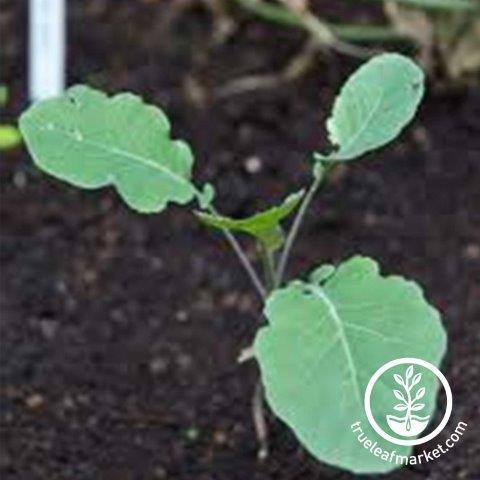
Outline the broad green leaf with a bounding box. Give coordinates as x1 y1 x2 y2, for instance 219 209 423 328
315 53 424 162
19 85 197 213
196 190 304 250
255 256 446 473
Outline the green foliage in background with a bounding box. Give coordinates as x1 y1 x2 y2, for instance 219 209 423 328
233 0 480 82
19 53 447 474
0 86 22 151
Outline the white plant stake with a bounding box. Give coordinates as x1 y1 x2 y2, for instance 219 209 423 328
29 0 66 102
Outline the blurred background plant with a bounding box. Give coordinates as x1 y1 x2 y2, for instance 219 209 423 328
0 86 22 151
384 1 480 80
215 0 480 89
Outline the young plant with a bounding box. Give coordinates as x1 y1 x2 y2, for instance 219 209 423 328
19 53 446 474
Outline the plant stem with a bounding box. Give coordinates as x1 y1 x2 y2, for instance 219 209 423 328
207 205 267 300
235 0 405 50
275 169 324 285
277 0 375 58
361 0 478 11
259 242 277 292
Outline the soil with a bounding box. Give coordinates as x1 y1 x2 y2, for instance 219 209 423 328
1 1 479 479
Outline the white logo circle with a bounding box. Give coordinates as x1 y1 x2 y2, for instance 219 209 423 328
364 357 452 446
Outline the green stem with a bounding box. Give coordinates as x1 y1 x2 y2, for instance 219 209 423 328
275 163 329 285
206 205 267 300
359 0 478 11
233 0 405 45
259 241 277 293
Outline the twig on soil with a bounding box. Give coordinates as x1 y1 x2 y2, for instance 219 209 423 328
252 379 269 461
238 344 255 363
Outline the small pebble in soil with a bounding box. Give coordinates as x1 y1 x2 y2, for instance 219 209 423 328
176 353 192 370
221 291 254 313
62 395 76 411
150 256 164 271
363 211 378 227
463 243 479 260
24 393 45 410
175 309 188 322
149 357 168 375
38 319 58 340
185 426 199 442
213 429 228 446
244 156 263 174
153 466 167 479
12 170 27 189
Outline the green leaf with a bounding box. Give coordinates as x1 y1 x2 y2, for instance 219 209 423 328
197 182 216 210
196 190 304 250
309 264 335 284
315 53 424 162
0 125 22 150
0 86 7 106
255 256 446 473
19 85 197 213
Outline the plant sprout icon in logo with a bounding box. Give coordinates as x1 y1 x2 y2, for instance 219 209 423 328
365 358 453 447
386 365 430 437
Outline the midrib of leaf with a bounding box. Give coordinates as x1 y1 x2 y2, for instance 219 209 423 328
332 84 385 158
31 122 194 191
308 284 362 406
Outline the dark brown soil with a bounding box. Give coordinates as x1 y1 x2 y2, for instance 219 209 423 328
1 1 479 479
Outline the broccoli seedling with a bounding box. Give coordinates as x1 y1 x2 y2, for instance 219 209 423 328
19 53 446 474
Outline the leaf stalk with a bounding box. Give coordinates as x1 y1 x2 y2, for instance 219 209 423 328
275 164 326 285
206 205 267 299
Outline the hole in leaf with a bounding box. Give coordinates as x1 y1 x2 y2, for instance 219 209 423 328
67 95 80 107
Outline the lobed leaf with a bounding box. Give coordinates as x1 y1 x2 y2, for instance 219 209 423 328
196 190 304 250
19 85 197 213
314 53 425 162
254 256 446 473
